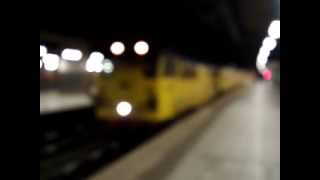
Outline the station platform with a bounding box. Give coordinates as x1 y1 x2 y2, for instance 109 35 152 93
40 91 93 115
89 81 280 180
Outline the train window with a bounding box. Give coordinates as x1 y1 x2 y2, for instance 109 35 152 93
164 57 176 76
182 64 196 78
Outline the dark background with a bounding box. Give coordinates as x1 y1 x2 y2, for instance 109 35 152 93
40 0 280 68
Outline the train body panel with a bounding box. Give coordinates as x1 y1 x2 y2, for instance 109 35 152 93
94 52 253 124
95 64 159 122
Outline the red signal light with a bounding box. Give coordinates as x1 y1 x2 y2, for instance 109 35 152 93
262 69 272 81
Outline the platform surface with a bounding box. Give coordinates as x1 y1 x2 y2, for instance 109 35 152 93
155 81 280 180
90 81 280 180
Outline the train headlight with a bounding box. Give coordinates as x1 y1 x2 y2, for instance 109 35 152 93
116 101 132 117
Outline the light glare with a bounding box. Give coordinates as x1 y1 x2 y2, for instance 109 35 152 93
262 37 277 51
134 41 149 55
116 101 132 117
58 60 69 73
61 48 83 61
40 45 47 57
85 52 105 73
43 54 60 71
89 52 104 61
256 47 271 72
256 61 266 72
110 42 125 55
268 20 280 39
256 20 280 73
103 59 114 74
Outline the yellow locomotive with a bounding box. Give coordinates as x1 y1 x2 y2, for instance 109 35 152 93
94 42 253 123
216 67 253 92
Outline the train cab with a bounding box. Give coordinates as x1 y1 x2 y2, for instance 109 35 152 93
95 51 216 123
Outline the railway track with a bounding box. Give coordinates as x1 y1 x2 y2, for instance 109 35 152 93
40 108 167 180
39 91 234 180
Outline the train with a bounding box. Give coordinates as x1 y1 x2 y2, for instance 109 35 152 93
94 45 254 124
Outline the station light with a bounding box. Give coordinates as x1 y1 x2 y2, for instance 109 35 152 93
134 41 149 55
40 45 47 57
43 53 60 71
110 41 125 55
257 47 270 64
258 46 271 57
103 59 114 74
85 51 105 73
88 52 105 62
256 61 266 72
262 37 277 51
256 46 272 73
61 48 83 61
40 60 43 69
116 101 132 117
86 60 103 73
268 20 280 40
256 20 280 73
